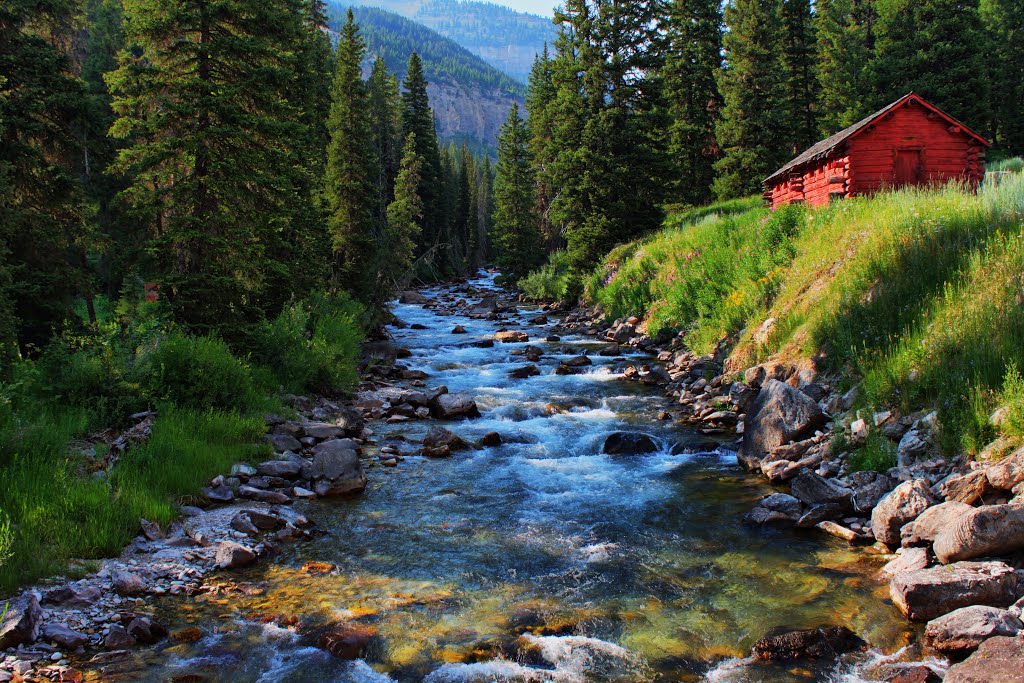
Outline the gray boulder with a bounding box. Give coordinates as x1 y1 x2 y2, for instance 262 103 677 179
790 469 853 510
761 493 803 518
42 623 89 650
306 439 366 496
852 473 895 514
215 541 256 569
933 503 1024 564
0 593 41 649
890 560 1023 621
302 422 347 440
431 392 480 419
265 433 302 453
399 291 430 304
738 379 826 469
944 634 1024 683
257 460 304 479
603 432 659 456
871 480 935 547
925 605 1022 658
423 426 468 451
112 569 147 596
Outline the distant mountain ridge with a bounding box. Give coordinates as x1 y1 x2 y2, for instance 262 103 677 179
338 0 557 83
328 6 523 151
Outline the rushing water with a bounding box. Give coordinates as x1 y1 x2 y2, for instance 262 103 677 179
95 273 916 682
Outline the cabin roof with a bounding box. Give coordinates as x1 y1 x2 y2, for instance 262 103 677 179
764 93 990 186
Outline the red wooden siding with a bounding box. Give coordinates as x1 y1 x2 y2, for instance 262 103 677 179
764 95 988 209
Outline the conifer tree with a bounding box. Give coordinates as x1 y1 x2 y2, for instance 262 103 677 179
982 0 1024 150
0 0 87 360
815 0 874 134
781 0 819 149
461 147 480 269
324 10 379 304
479 155 494 262
493 104 543 282
713 0 790 199
368 57 403 213
381 133 424 296
295 0 334 181
401 53 443 262
525 44 561 250
108 0 309 339
871 0 990 128
661 0 723 206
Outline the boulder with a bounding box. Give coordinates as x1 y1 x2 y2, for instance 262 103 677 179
603 432 659 456
852 474 895 514
423 426 468 451
944 635 1024 683
796 503 844 528
398 291 430 304
112 569 147 596
204 483 234 503
265 433 302 453
238 485 289 504
598 344 621 357
562 355 592 368
738 379 827 469
744 507 797 526
901 501 973 547
880 547 930 578
431 392 481 419
790 469 853 510
925 605 1022 658
495 330 528 343
257 460 304 479
127 616 167 644
230 513 259 535
881 665 942 683
933 503 1024 564
0 593 41 649
215 541 256 569
871 480 936 547
987 446 1024 491
42 623 88 650
451 325 467 334
939 470 991 505
481 432 502 447
306 439 366 496
468 296 502 315
509 364 540 379
318 623 377 660
752 626 865 661
760 493 803 518
41 583 102 609
889 560 1023 621
104 624 136 649
302 423 347 440
897 429 930 468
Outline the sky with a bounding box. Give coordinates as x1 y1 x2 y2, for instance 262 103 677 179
492 0 556 16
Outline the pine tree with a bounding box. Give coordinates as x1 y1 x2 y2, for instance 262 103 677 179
324 9 379 305
982 0 1024 151
0 0 87 361
479 155 494 263
401 53 443 264
815 0 874 134
661 0 723 206
781 0 819 149
108 0 310 339
713 0 790 199
381 133 424 296
493 104 543 282
461 147 480 270
525 44 561 250
368 57 403 213
295 0 334 181
871 0 990 129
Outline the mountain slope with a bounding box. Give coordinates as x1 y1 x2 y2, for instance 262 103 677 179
338 0 557 83
329 6 522 151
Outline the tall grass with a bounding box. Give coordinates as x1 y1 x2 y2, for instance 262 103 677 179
519 250 573 302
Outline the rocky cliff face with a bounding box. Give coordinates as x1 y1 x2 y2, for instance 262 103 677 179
427 80 521 149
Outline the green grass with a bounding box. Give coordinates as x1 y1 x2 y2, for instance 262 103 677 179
518 250 573 303
989 156 1024 173
576 175 1024 461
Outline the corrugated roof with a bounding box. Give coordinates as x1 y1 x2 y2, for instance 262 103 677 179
764 93 990 186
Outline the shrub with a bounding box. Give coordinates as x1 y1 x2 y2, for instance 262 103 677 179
995 364 1024 443
251 291 363 394
142 332 261 412
519 250 573 302
848 433 897 472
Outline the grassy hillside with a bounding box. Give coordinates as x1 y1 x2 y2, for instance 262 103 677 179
567 175 1024 458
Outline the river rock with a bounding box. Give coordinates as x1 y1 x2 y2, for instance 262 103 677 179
901 500 974 547
399 291 430 304
871 480 936 547
495 330 528 343
216 541 256 569
944 634 1024 683
42 582 102 609
880 546 931 578
265 433 302 453
318 623 377 660
307 439 367 496
238 485 289 504
738 379 826 469
760 493 803 518
481 432 502 447
852 473 895 513
562 355 592 368
925 605 1022 658
987 446 1024 491
302 422 347 440
933 503 1024 563
790 469 853 510
509 364 540 379
796 503 844 528
431 392 480 419
423 426 468 451
603 432 659 456
0 593 41 649
881 665 942 683
104 624 136 649
42 623 88 649
127 616 168 644
890 560 1023 621
257 460 304 479
897 428 930 468
752 625 865 660
112 569 147 596
939 470 991 505
599 344 621 357
204 483 234 503
452 325 467 334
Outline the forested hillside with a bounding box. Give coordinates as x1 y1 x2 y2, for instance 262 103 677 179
335 6 525 150
341 0 557 82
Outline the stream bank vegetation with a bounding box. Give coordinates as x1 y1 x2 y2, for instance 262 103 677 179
572 171 1024 465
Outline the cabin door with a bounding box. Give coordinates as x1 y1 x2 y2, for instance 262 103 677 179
894 149 923 187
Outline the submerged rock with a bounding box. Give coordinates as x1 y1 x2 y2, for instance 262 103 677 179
318 623 377 660
603 432 659 456
752 625 865 661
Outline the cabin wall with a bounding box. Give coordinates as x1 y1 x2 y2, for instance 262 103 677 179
769 155 850 208
847 103 984 195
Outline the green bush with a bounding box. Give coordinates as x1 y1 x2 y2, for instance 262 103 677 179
142 332 261 412
848 433 898 472
519 250 573 302
251 291 364 394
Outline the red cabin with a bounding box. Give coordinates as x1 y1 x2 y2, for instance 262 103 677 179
764 93 989 208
